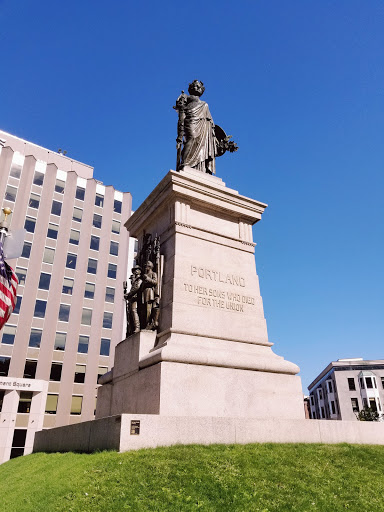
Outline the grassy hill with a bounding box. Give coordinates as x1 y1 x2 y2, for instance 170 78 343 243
1 443 384 511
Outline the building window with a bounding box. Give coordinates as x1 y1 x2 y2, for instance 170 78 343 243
366 377 373 389
18 392 33 413
5 185 17 202
87 258 97 274
21 241 32 259
369 398 378 412
16 267 27 286
24 360 37 379
108 263 117 279
10 162 22 179
112 220 120 234
58 304 70 322
24 217 36 233
51 200 62 216
45 394 58 414
74 365 86 383
29 329 42 348
10 430 27 458
97 366 108 382
330 401 336 415
69 229 80 245
84 282 95 299
100 338 110 356
81 308 92 326
70 396 83 415
114 199 122 214
33 300 46 318
66 253 77 269
327 381 333 393
78 335 89 354
95 194 104 207
110 241 119 256
54 332 66 351
76 186 85 200
381 377 384 390
13 296 22 314
33 170 44 186
90 235 100 251
38 272 51 291
43 247 55 264
62 277 74 295
0 356 11 376
50 363 62 382
29 193 40 209
93 214 102 229
103 312 113 329
47 223 59 239
73 207 83 222
55 179 65 194
2 325 17 345
105 287 115 303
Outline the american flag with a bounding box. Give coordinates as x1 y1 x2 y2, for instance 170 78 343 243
0 240 18 330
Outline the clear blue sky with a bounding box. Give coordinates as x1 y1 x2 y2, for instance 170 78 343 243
1 1 383 389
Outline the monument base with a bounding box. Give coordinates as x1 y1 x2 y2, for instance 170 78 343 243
34 414 384 454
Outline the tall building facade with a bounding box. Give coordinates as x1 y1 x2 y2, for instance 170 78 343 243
308 358 384 421
0 130 131 463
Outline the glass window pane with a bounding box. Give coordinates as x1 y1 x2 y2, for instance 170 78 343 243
29 193 40 209
38 272 51 290
21 242 32 259
84 282 95 299
50 363 62 382
55 179 65 194
16 268 27 286
74 365 86 383
81 308 92 325
45 394 58 414
93 214 102 229
73 207 83 222
2 325 16 345
98 367 108 381
29 328 42 348
10 163 22 179
33 300 46 318
95 194 104 207
33 170 44 186
103 312 113 329
0 356 11 376
69 229 80 245
76 187 85 200
54 332 66 351
112 220 120 234
43 247 55 264
105 287 115 303
114 200 122 213
110 241 119 256
47 223 59 239
24 360 37 379
5 185 17 202
58 304 70 322
90 235 100 251
100 338 110 356
62 277 74 295
51 201 62 216
78 335 89 354
70 396 83 415
18 392 33 413
108 263 117 279
24 217 36 233
66 253 77 269
13 296 22 315
87 258 97 274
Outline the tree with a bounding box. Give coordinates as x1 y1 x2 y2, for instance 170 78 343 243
356 407 380 422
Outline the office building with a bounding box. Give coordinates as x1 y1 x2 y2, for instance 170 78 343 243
308 358 384 421
0 130 131 463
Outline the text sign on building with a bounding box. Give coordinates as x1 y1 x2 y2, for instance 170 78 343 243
0 377 46 392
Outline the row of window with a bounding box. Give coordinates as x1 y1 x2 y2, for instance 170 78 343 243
22 359 107 384
24 211 120 236
0 390 85 416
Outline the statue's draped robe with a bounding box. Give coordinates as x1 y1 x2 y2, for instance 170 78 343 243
183 100 216 174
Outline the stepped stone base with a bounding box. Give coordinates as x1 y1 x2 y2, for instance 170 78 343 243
34 414 384 454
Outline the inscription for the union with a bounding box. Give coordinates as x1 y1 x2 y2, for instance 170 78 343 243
183 282 255 313
191 265 245 287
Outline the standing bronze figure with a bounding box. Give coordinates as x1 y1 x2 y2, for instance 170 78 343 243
174 80 238 174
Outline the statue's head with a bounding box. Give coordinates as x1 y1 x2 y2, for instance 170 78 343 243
188 80 205 97
145 261 154 271
132 265 141 276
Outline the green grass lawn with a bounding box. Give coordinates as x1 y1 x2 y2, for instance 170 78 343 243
1 443 384 511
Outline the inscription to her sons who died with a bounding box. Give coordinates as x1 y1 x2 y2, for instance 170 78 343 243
183 266 256 313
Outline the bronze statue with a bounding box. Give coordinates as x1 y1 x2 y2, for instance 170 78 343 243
124 266 142 335
174 80 238 174
142 261 157 329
